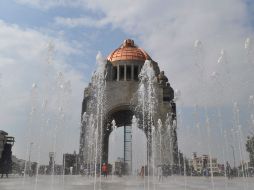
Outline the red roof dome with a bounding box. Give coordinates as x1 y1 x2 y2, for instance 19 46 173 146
107 39 151 63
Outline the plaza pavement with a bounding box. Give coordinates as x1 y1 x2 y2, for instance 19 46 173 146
0 175 253 190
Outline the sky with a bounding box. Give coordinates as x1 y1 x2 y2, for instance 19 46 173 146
1 0 254 166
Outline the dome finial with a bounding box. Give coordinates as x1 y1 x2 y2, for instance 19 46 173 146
123 39 134 47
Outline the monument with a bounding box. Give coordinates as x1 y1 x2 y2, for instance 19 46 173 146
79 39 179 174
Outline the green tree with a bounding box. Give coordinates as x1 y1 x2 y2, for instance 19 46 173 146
246 135 254 167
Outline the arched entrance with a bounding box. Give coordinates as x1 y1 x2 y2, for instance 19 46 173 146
102 106 134 163
108 125 147 175
102 105 147 174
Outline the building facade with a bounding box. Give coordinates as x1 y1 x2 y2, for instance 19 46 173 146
0 130 8 159
63 151 79 175
0 130 15 175
189 152 220 175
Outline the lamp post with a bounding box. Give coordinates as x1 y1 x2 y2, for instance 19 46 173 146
28 142 34 175
230 145 235 168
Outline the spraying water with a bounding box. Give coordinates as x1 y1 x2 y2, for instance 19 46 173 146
79 52 107 190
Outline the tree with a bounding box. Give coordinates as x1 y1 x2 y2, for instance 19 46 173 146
246 135 254 167
178 151 191 176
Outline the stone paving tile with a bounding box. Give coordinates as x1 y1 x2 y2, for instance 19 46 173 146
0 175 253 190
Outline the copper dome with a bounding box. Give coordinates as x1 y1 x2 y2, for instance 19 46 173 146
107 39 151 63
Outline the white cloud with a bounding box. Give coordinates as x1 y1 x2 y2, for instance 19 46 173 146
54 16 109 28
76 0 253 107
0 20 86 163
15 0 84 10
12 0 254 163
26 0 254 106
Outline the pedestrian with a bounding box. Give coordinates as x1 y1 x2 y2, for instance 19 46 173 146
226 162 232 179
157 165 163 182
70 166 73 175
140 166 144 178
203 167 209 177
118 164 122 177
102 163 108 178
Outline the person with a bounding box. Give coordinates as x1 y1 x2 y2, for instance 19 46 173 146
157 165 163 182
70 166 73 175
102 163 108 178
226 162 232 179
140 166 144 178
204 168 209 177
118 164 122 177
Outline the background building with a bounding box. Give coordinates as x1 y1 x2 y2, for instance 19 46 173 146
0 130 8 159
0 130 15 176
11 155 26 175
189 152 220 175
63 151 79 175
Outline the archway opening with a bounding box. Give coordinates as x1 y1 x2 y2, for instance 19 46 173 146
108 125 147 175
102 107 147 175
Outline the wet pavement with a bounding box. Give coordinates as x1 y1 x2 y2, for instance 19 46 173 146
0 175 253 190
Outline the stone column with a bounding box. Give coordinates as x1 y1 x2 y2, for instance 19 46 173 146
124 64 127 81
117 64 120 81
131 64 134 80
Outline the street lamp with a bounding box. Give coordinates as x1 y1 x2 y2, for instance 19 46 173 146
28 142 34 174
230 145 235 168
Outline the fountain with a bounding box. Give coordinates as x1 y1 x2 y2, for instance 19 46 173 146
78 38 254 190
1 38 254 190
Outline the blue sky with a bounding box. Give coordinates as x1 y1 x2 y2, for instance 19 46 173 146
1 0 254 165
0 0 140 78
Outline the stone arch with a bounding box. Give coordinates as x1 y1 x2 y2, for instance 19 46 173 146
102 104 145 164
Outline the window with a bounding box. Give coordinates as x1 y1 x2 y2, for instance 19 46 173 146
134 66 139 81
126 65 131 80
112 66 117 81
119 66 124 80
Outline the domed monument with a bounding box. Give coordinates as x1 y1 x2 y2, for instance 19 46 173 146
79 39 179 174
